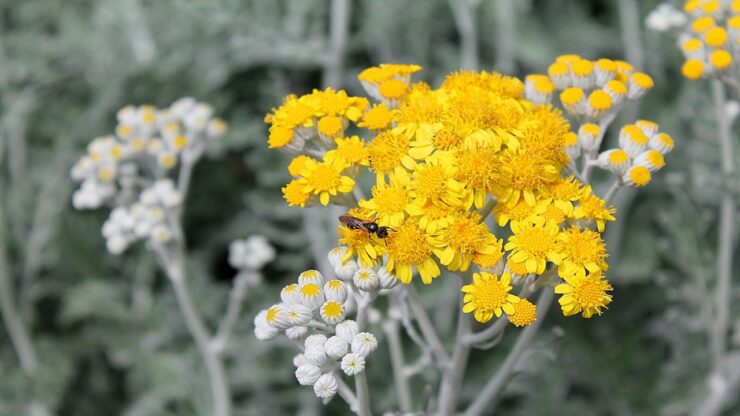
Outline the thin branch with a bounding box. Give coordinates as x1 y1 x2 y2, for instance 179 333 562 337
404 285 451 366
383 294 413 412
462 288 554 416
211 270 255 354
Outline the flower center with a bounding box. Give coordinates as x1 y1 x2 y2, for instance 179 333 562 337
572 278 612 307
368 131 409 173
387 221 431 265
306 164 341 192
474 280 507 311
415 165 448 201
440 214 488 253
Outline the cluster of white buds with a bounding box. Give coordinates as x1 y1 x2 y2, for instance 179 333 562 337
71 98 227 210
71 98 227 254
228 235 276 271
101 179 181 254
589 120 675 187
253 268 379 401
327 246 400 292
525 55 653 122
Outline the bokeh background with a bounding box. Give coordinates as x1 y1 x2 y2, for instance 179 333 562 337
0 0 735 414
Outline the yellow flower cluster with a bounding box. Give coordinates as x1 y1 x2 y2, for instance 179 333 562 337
265 61 667 325
678 0 739 79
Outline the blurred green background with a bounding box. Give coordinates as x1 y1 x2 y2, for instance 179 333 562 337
0 0 735 415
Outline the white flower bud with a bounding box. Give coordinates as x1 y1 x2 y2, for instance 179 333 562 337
265 303 291 330
254 310 280 340
280 284 301 305
298 283 325 310
305 334 328 349
295 363 322 386
106 235 129 255
324 280 348 303
313 373 338 399
335 260 359 281
335 320 359 344
304 346 328 366
285 326 308 340
293 354 308 368
320 301 346 325
341 353 366 376
324 336 349 359
298 269 324 286
377 266 399 290
287 304 313 326
328 246 350 269
351 332 378 357
353 267 380 291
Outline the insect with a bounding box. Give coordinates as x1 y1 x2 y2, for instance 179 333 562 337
338 214 394 238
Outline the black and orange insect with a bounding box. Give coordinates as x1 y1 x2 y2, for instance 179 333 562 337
338 214 394 238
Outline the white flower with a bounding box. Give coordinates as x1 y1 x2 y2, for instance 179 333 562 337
320 301 346 325
228 235 276 270
292 353 308 367
377 266 399 290
335 320 359 344
265 304 291 330
298 269 324 286
305 334 328 349
304 346 328 366
106 235 130 255
286 304 313 326
286 326 309 340
313 373 338 399
295 363 322 386
324 279 348 303
298 283 325 310
328 246 350 269
324 336 349 359
333 257 358 281
341 353 366 376
170 97 197 119
646 3 686 32
280 284 301 305
254 310 280 341
351 332 378 357
353 266 380 291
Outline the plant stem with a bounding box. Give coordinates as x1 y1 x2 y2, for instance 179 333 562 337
323 0 351 88
603 180 623 205
211 270 254 354
0 245 38 375
404 285 451 365
448 0 480 70
353 289 372 416
161 244 231 416
384 295 413 412
436 301 472 415
462 288 553 416
710 79 735 373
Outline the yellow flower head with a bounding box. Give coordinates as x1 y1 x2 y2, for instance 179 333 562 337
295 158 355 206
432 212 503 272
507 298 537 327
556 226 608 279
324 136 370 167
573 186 616 232
462 272 520 323
555 272 613 318
337 208 384 266
358 173 412 228
358 103 394 131
407 154 469 208
367 130 415 183
282 179 312 207
385 218 440 284
505 218 563 275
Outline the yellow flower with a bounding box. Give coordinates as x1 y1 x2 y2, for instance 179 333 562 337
453 145 504 208
282 179 311 207
358 174 411 227
405 199 454 233
367 130 416 183
544 176 583 217
505 218 563 275
499 149 560 206
573 186 616 232
313 88 368 121
392 83 445 142
267 125 296 149
324 136 369 167
295 158 355 206
494 198 542 227
555 272 613 318
432 212 502 272
385 218 440 284
358 103 393 131
507 298 537 327
556 226 608 279
407 154 469 208
461 272 520 323
288 155 316 177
